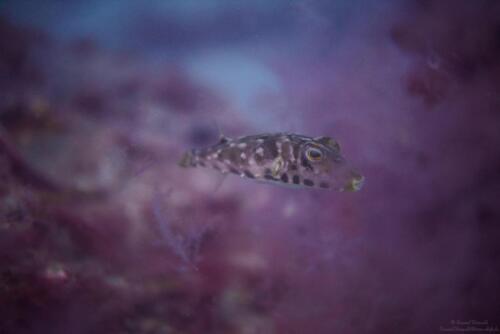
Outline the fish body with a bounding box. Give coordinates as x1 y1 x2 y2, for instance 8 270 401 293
179 133 364 191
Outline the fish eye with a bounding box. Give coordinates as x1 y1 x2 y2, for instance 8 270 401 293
306 147 323 161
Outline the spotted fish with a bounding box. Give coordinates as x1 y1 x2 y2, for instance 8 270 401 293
179 133 364 191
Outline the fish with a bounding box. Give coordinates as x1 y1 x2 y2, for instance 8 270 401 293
179 133 364 191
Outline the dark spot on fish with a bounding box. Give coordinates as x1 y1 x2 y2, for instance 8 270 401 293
301 157 313 172
244 170 254 178
293 144 300 161
265 175 277 181
319 182 330 189
213 164 221 171
303 179 314 187
289 164 298 171
292 175 300 185
281 142 292 160
228 148 240 162
280 173 289 183
198 161 206 167
229 167 239 174
254 153 264 163
262 141 278 159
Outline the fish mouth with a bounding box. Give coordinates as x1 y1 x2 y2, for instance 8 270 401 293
343 174 364 192
327 162 364 192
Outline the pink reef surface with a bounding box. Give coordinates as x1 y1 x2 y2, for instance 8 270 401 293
1 1 500 333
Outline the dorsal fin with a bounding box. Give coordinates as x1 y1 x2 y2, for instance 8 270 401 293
212 118 231 144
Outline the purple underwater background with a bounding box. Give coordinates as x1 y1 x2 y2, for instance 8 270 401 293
1 1 500 333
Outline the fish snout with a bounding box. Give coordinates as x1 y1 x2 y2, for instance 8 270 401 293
343 172 364 192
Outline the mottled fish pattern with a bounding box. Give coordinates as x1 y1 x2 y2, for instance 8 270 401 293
179 133 364 191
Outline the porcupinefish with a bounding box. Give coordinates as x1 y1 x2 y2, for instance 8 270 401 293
179 133 364 191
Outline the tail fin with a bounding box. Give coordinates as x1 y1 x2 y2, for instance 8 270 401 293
178 150 195 168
